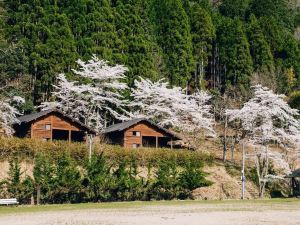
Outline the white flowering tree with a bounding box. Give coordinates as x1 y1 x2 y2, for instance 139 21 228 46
130 77 215 136
226 85 300 197
0 96 25 136
40 55 129 131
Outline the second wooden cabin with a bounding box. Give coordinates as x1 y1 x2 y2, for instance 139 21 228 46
103 118 181 148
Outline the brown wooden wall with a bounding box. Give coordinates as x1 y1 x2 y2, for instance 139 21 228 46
123 122 166 148
31 114 82 140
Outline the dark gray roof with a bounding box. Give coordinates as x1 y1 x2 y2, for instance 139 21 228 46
286 168 300 178
17 109 96 134
103 118 181 140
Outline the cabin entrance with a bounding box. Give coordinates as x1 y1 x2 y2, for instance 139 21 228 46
52 129 69 141
71 131 85 142
142 136 156 148
142 136 171 148
52 129 85 142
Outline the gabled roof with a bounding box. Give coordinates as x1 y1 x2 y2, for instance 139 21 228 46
17 109 96 134
103 118 181 140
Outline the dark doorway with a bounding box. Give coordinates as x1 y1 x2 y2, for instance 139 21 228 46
158 137 170 148
142 136 156 148
71 131 85 142
52 129 69 141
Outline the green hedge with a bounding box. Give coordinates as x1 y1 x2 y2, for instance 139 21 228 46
0 137 214 166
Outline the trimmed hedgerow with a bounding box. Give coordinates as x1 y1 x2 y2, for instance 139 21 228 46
0 137 214 166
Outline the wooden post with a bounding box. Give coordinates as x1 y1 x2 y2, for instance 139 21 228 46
68 130 71 142
171 138 173 149
88 134 94 162
155 136 158 149
241 141 245 200
36 186 40 205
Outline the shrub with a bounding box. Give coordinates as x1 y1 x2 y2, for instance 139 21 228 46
0 137 213 204
151 159 180 200
4 158 33 204
33 154 55 204
178 161 212 199
83 153 113 202
51 154 83 203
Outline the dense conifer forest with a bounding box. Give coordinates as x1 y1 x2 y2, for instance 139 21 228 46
0 0 299 111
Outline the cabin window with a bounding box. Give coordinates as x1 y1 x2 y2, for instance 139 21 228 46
132 131 141 137
45 124 51 130
132 143 140 148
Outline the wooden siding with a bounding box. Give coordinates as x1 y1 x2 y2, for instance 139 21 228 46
31 114 83 140
124 122 167 148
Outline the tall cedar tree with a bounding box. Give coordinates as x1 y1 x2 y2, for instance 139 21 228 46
188 3 215 89
250 0 296 31
152 0 194 87
5 1 77 103
219 0 251 19
247 14 274 73
217 17 253 90
115 0 161 86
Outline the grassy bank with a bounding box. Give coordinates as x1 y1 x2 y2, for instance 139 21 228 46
0 199 299 216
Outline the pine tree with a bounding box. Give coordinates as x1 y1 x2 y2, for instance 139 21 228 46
152 0 194 87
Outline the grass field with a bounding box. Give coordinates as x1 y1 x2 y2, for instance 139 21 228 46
0 199 300 225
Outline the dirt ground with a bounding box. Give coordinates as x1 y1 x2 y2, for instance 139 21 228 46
1 200 300 225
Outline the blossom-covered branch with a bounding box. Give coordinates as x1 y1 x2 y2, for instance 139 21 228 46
226 85 300 146
130 77 215 135
0 96 25 136
40 55 129 131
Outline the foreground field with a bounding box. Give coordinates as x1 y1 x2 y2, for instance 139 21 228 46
0 199 300 225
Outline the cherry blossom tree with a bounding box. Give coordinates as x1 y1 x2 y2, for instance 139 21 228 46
0 96 25 136
226 85 300 197
40 55 129 131
130 77 215 136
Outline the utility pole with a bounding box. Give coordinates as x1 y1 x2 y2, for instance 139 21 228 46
241 140 246 200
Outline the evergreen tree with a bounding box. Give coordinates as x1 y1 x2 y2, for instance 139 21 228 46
258 16 285 56
247 14 274 73
115 0 161 86
31 13 77 103
152 0 194 86
250 0 296 31
217 17 253 90
219 0 251 19
189 3 215 89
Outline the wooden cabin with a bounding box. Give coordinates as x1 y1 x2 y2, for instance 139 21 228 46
14 109 96 142
103 118 181 148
